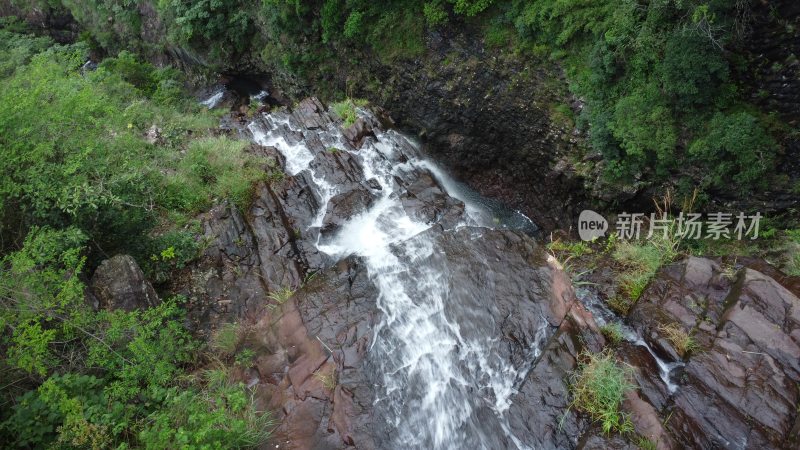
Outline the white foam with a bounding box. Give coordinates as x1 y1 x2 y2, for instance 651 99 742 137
200 89 224 108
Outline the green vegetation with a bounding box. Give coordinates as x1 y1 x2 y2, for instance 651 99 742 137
635 436 658 450
600 323 625 346
211 322 245 357
330 98 368 127
568 350 635 434
0 28 272 448
235 348 258 368
548 239 592 258
268 287 295 305
9 0 793 201
314 367 337 391
610 237 678 315
781 230 800 276
506 0 781 194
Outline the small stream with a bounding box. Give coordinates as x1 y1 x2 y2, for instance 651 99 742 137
576 287 683 393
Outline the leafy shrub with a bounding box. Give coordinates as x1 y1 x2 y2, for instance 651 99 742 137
98 50 185 103
0 29 54 77
320 0 344 43
609 86 678 177
449 0 494 16
343 11 364 39
424 1 449 27
157 0 253 58
143 229 201 283
60 0 144 53
506 0 781 192
689 111 777 192
369 7 426 61
658 31 730 109
0 227 267 447
0 40 219 256
0 227 88 377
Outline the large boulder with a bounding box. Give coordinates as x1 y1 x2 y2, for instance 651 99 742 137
320 183 379 236
90 255 159 311
397 171 465 228
341 117 375 149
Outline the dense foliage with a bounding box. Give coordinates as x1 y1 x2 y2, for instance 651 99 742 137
0 26 273 448
506 0 782 192
14 0 788 197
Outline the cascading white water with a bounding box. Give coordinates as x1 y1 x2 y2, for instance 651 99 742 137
248 107 538 449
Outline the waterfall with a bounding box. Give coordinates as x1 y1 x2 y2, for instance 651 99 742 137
247 105 538 449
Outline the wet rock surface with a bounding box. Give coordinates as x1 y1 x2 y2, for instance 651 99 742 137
249 255 380 449
341 117 375 149
90 254 159 311
320 185 378 235
169 98 798 449
397 171 465 228
174 98 624 449
621 257 800 449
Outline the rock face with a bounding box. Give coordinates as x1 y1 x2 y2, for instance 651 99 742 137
242 225 595 450
90 255 159 311
341 117 375 149
180 98 625 449
253 256 379 449
169 97 800 449
398 171 465 228
623 257 800 449
179 202 269 328
320 186 377 235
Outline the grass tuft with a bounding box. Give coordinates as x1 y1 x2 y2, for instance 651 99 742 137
548 239 592 258
268 287 295 305
610 236 678 314
635 436 658 450
600 323 625 346
658 323 699 357
783 230 800 276
330 98 367 127
568 350 636 434
211 323 243 356
313 367 337 391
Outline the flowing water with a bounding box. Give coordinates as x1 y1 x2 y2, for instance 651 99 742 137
246 105 540 449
